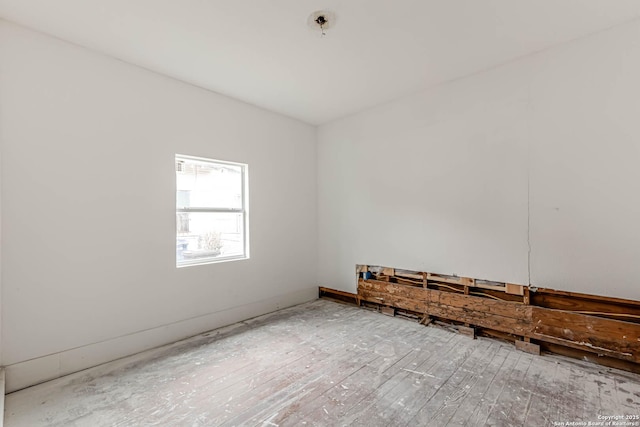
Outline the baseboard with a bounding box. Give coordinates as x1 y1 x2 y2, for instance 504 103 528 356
1 368 5 427
4 288 317 393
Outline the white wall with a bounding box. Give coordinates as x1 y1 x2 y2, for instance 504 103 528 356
0 21 317 392
318 19 640 301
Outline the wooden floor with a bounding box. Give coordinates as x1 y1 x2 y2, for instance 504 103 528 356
4 300 640 427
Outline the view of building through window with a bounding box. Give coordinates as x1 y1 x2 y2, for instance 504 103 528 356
176 155 248 266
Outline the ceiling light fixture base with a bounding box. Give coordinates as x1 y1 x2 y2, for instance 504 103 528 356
307 10 336 36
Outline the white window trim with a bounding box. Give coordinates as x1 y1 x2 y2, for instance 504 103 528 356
176 154 249 267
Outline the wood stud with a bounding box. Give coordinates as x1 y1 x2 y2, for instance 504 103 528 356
515 340 541 355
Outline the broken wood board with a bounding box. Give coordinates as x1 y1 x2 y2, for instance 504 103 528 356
360 279 530 318
531 288 640 321
540 342 640 374
357 279 640 366
530 306 640 363
358 279 531 336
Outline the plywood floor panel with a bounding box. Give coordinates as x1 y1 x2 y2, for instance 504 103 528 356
4 300 640 427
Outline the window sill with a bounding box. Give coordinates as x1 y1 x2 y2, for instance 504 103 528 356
176 254 249 268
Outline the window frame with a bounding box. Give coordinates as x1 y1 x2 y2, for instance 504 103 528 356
175 154 249 267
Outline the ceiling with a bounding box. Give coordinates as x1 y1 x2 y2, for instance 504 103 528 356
1 1 640 125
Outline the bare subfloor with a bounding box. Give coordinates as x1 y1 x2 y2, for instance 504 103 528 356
5 299 640 426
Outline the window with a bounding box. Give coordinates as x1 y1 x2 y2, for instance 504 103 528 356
176 155 249 267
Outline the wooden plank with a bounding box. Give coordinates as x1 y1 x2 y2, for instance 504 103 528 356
504 356 544 427
337 329 465 425
473 289 524 303
515 340 540 355
275 334 430 426
458 325 476 339
225 344 382 425
523 287 531 342
477 328 520 344
539 342 640 375
381 267 395 276
394 277 423 286
464 285 471 327
505 283 524 296
533 333 636 362
407 340 498 426
319 287 357 299
535 287 640 309
426 273 474 287
358 280 531 336
319 287 359 305
483 352 534 427
531 290 640 319
395 272 423 280
444 346 513 426
360 279 531 319
530 306 640 362
520 358 563 427
380 306 395 317
463 349 523 426
473 283 508 292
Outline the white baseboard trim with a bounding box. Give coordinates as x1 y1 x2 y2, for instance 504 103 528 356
4 288 317 393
